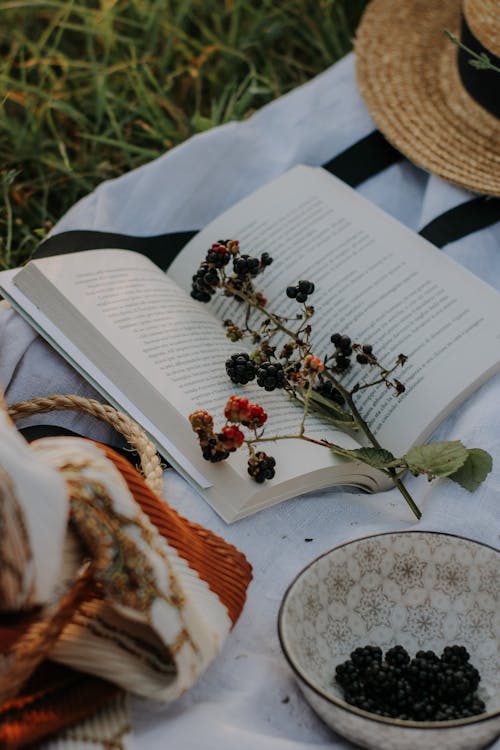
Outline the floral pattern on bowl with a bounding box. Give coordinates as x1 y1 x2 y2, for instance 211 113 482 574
278 530 500 750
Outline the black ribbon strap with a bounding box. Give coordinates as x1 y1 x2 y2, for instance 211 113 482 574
34 129 500 267
419 196 500 248
458 14 500 119
19 425 141 469
35 229 197 271
35 131 402 266
322 130 402 186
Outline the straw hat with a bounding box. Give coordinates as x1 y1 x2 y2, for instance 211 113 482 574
355 0 500 196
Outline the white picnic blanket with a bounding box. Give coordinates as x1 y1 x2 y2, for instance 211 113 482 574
1 52 499 749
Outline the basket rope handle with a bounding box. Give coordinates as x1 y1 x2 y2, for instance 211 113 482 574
7 394 164 496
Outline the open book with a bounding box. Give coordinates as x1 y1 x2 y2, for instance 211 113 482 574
2 166 500 522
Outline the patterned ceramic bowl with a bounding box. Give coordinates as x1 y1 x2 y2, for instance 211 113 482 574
278 531 500 750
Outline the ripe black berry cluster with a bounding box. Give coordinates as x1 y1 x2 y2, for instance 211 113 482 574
201 438 230 463
286 279 315 303
247 451 276 482
226 353 256 385
335 644 485 721
233 254 261 278
256 361 286 391
260 251 273 267
330 333 353 372
191 261 219 302
191 242 273 303
206 242 231 268
356 343 374 365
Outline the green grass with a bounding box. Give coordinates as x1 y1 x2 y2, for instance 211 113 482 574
0 0 368 268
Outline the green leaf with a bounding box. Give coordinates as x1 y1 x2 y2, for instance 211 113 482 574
448 448 493 492
348 447 396 469
403 441 469 479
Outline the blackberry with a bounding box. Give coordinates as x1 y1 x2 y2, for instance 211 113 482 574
256 361 286 391
298 280 315 295
225 353 256 385
385 645 410 667
333 644 485 722
286 280 315 303
247 451 276 483
191 286 212 303
350 645 383 670
335 354 350 372
356 353 369 365
441 645 470 666
206 244 231 268
415 650 440 663
362 344 373 355
335 660 360 688
392 677 413 713
191 261 219 301
201 439 230 463
260 252 273 266
328 333 354 372
233 254 260 277
407 654 442 698
339 334 351 349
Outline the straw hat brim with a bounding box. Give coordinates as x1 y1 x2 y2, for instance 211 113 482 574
355 0 500 196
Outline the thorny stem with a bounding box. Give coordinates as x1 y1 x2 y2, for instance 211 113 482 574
351 358 404 393
224 279 302 341
245 432 352 454
387 475 422 520
223 275 422 520
299 377 314 435
324 373 422 520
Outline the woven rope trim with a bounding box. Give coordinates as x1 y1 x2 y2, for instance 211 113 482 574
7 394 163 496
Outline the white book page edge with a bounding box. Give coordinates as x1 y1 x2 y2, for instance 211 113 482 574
0 269 212 489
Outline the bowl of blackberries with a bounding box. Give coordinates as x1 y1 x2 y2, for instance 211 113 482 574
278 531 500 750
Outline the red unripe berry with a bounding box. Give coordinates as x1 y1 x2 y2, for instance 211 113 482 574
241 402 268 429
210 242 228 254
224 395 250 423
219 424 245 450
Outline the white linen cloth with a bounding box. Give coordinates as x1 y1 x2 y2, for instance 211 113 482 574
1 52 499 749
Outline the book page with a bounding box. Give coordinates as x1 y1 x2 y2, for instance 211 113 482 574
169 165 500 454
11 249 359 487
